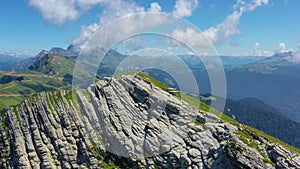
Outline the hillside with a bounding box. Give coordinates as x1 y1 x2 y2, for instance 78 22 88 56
0 73 299 168
27 52 88 79
156 57 300 122
0 70 71 110
0 47 125 110
201 95 300 148
0 51 91 110
225 52 300 121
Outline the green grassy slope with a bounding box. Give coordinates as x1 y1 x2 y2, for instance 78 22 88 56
28 54 91 78
0 53 93 110
135 72 300 155
0 71 71 109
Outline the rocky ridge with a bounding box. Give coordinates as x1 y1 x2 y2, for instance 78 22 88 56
0 74 300 168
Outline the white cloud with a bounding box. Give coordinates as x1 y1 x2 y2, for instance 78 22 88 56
234 0 269 12
277 42 287 53
72 0 148 47
29 0 80 25
170 0 268 49
214 10 242 41
30 0 269 54
173 0 199 17
171 27 213 48
253 42 261 55
170 10 243 48
74 13 174 52
254 42 260 50
28 0 200 47
252 42 273 56
73 0 201 48
29 0 145 25
72 23 100 47
98 0 145 26
76 0 107 10
148 2 162 12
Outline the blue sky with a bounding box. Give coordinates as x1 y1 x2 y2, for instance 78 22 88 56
0 0 299 56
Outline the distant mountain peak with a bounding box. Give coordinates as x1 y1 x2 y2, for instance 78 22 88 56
33 50 49 62
67 44 81 53
49 47 66 53
49 46 78 56
38 49 48 55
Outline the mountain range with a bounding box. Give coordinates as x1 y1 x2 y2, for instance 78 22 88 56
0 53 32 71
1 73 299 168
153 51 300 123
0 45 300 168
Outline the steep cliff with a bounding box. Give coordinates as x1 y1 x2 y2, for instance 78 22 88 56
0 74 300 169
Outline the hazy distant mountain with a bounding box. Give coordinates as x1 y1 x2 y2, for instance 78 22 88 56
28 53 74 77
12 50 50 72
175 52 300 122
236 51 300 77
9 45 79 72
96 48 127 78
202 95 300 148
178 55 265 69
224 52 300 121
144 52 300 123
49 46 79 57
0 53 32 71
220 56 267 68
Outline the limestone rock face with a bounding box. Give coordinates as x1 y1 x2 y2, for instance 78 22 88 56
0 74 299 169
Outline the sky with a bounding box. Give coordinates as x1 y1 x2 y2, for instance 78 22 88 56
0 0 299 56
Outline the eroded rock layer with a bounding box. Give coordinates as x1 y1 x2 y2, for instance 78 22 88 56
0 74 300 169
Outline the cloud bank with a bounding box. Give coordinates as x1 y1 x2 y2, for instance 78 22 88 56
29 0 271 53
173 0 199 17
29 0 197 25
29 0 80 25
171 0 269 48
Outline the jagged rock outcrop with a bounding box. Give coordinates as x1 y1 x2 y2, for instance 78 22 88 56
0 74 300 168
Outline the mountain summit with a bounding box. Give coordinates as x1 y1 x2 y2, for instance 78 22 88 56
0 73 300 168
